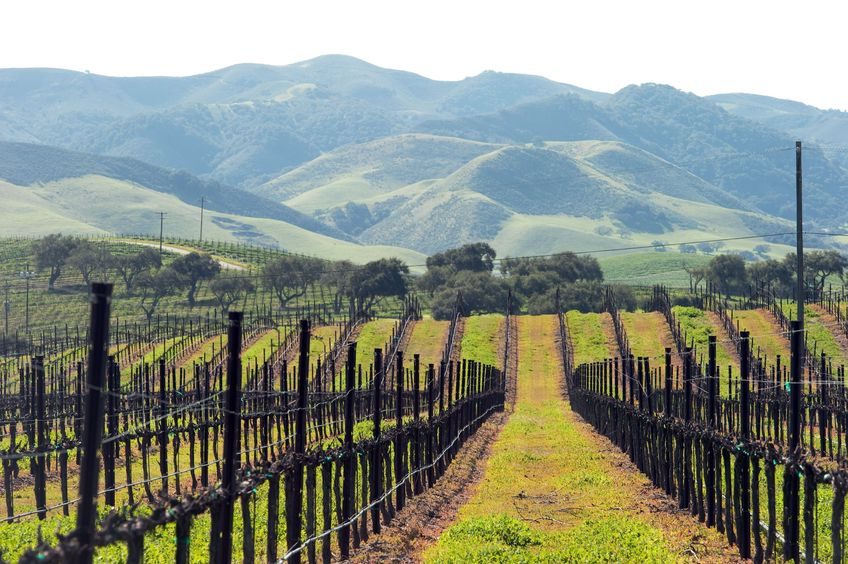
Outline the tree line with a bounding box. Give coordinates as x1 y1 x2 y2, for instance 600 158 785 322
41 235 838 323
685 250 848 298
31 235 410 321
31 236 622 321
417 242 634 318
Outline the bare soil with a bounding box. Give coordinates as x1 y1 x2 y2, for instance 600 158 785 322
599 311 621 360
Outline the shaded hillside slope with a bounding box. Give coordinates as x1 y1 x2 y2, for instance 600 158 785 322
0 141 349 240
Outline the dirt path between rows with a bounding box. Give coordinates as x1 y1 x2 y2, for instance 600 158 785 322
348 314 740 562
430 315 740 561
347 412 509 563
563 398 743 562
706 310 743 367
347 315 516 563
809 303 848 358
599 311 621 361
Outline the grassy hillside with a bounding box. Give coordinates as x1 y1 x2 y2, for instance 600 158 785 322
4 56 847 265
279 136 795 255
417 85 848 223
604 85 848 221
598 253 711 287
259 134 500 204
548 140 749 209
0 141 349 240
0 175 425 264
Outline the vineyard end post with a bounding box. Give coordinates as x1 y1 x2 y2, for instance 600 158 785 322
76 282 113 564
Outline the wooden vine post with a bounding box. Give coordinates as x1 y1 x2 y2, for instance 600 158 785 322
76 282 113 564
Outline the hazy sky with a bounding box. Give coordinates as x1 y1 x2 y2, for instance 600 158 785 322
2 0 846 110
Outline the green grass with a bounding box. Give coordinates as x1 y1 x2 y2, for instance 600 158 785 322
460 314 503 367
673 306 738 369
127 336 188 373
600 252 712 288
564 311 610 366
778 302 847 366
355 319 399 362
620 311 674 362
731 309 790 362
805 316 847 366
427 315 677 562
241 326 291 371
405 318 450 370
179 333 228 368
430 513 671 563
672 306 740 397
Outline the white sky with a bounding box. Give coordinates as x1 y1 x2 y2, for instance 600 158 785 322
2 0 846 110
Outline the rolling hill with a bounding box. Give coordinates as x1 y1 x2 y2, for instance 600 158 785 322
0 141 428 263
416 85 848 223
0 174 424 264
258 134 795 255
2 55 846 262
0 141 350 240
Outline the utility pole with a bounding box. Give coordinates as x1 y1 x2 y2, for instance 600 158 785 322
784 141 804 561
796 141 804 327
199 196 205 242
158 212 167 255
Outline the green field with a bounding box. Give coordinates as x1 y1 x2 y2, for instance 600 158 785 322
460 314 503 367
599 252 711 288
672 306 738 370
620 311 675 364
405 318 450 370
731 308 790 362
778 302 848 366
564 311 611 366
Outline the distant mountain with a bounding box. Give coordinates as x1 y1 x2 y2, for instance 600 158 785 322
418 94 619 144
0 56 603 187
0 141 350 240
416 84 848 223
709 92 848 168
